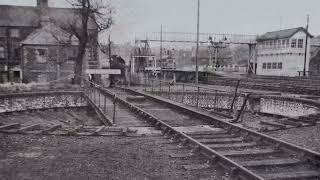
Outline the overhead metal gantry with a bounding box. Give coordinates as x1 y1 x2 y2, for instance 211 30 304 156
134 31 258 74
136 32 257 45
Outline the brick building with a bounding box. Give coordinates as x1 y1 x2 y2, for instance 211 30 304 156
0 0 98 83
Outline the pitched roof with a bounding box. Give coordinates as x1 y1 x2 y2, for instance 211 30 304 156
21 23 79 45
0 5 96 29
257 27 313 41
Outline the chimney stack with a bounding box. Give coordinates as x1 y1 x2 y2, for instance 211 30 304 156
37 0 48 8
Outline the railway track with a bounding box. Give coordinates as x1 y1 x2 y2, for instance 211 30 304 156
94 86 320 180
205 77 320 95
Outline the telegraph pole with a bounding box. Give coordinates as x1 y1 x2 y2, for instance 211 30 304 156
108 34 112 63
160 24 163 69
303 15 310 77
195 0 200 84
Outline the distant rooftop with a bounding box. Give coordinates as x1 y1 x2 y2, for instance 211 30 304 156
0 4 96 29
257 27 313 41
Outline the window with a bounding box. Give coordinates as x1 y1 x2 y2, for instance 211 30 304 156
14 48 20 58
298 39 304 48
0 46 4 58
272 62 277 69
291 39 297 48
286 39 290 47
278 62 282 69
262 63 266 69
282 40 286 47
37 49 47 56
10 29 20 38
267 63 271 69
0 28 5 37
86 48 92 59
277 40 281 48
72 49 77 57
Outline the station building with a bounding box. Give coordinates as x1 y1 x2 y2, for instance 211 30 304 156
256 27 313 76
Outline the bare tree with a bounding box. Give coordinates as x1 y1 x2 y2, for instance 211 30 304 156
59 0 113 84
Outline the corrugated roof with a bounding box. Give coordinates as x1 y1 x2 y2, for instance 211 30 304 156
257 27 313 41
0 5 96 29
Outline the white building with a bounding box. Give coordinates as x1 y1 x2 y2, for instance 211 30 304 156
256 27 313 76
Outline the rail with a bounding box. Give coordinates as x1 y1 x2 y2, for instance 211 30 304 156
123 87 320 179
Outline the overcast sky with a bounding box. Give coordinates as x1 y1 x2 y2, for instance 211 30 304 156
1 0 320 44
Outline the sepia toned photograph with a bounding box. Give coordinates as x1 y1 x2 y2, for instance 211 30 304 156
0 0 319 179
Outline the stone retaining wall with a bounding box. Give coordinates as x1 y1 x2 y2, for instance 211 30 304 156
0 91 87 113
150 91 319 117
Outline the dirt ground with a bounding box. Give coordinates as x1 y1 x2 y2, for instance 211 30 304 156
0 134 224 180
265 124 320 153
0 107 101 127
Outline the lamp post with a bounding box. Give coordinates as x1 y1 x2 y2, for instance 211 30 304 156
195 0 200 84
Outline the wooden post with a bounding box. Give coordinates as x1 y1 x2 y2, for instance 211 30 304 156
168 83 171 99
214 90 218 108
182 83 185 103
233 94 250 123
43 94 46 109
230 80 240 112
196 86 200 107
151 79 154 93
93 88 96 103
144 78 147 91
98 91 101 107
104 96 107 114
113 95 116 125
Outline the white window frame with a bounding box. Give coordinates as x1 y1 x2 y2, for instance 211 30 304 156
297 39 304 48
291 39 297 48
267 62 272 69
262 63 266 69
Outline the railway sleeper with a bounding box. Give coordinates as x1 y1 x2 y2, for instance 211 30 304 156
260 120 287 129
206 142 258 150
197 137 244 144
190 133 237 139
239 158 301 167
288 116 316 125
185 130 228 136
40 124 62 134
182 163 211 171
275 118 303 127
218 148 277 157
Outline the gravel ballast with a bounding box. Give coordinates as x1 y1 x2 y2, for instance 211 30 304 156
265 124 320 153
0 134 224 180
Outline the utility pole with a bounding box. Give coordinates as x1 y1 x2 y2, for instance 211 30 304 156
108 34 112 64
195 0 200 84
303 15 310 77
160 24 163 65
